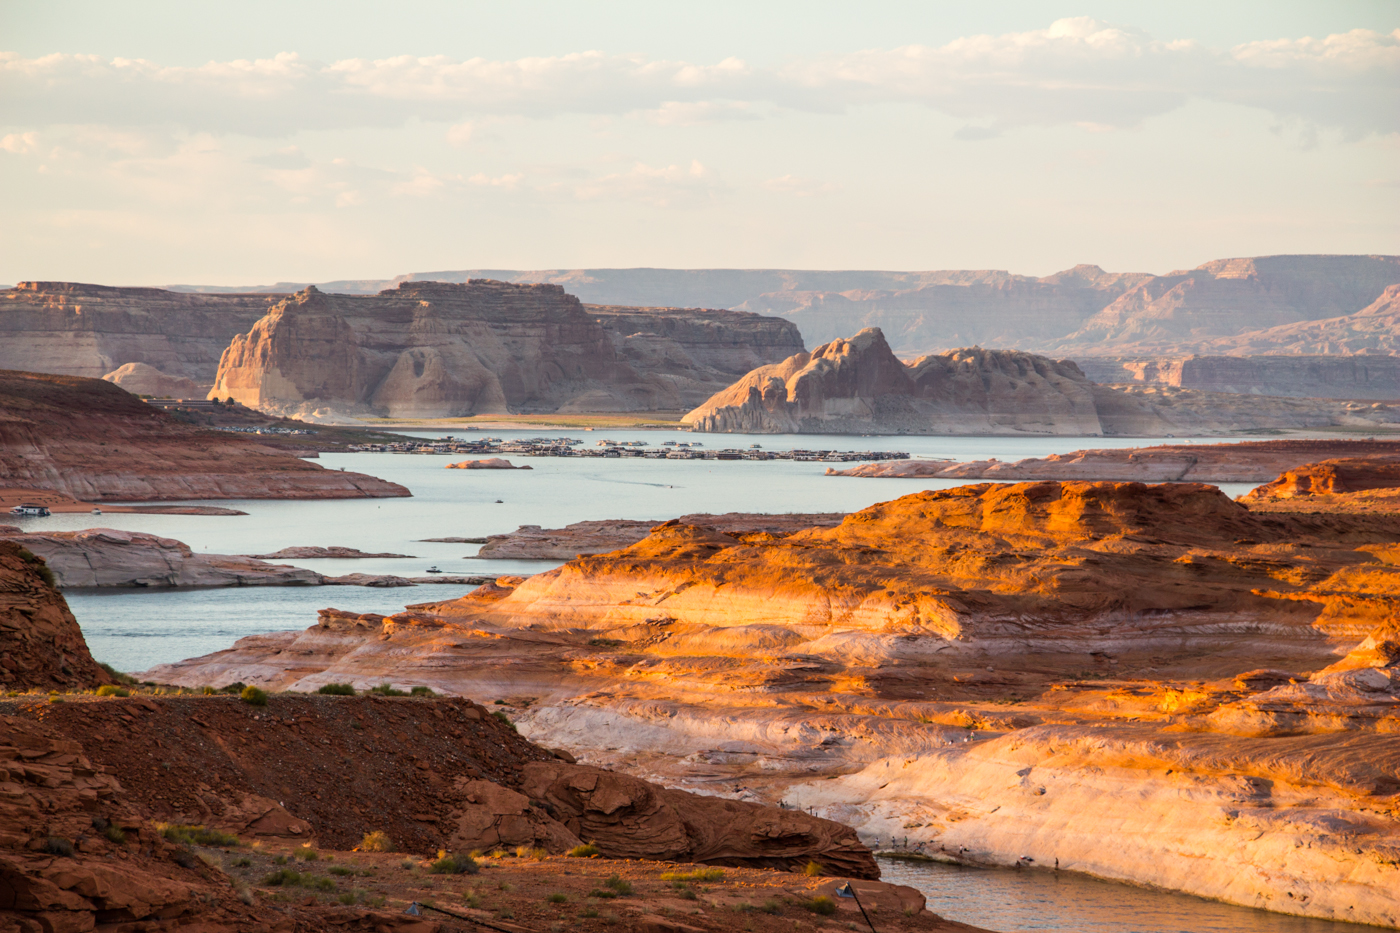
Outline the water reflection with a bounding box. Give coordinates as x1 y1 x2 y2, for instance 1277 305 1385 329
878 857 1379 933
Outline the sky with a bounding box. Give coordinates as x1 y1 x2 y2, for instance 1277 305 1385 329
2 1 1398 285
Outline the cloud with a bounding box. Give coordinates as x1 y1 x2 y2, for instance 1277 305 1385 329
762 174 838 197
572 160 717 207
0 22 1395 140
0 131 37 153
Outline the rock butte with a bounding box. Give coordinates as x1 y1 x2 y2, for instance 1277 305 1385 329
474 513 846 560
210 281 802 420
826 438 1400 483
147 478 1400 924
446 458 530 470
685 327 1400 436
0 369 408 500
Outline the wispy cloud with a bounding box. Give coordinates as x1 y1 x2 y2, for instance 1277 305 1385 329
2 21 1395 139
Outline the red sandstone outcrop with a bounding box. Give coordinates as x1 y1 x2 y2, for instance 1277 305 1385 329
0 369 408 500
446 458 530 470
685 329 1103 434
0 540 110 690
826 439 1400 483
474 513 844 560
0 281 277 386
209 282 802 420
145 482 1400 922
1240 456 1400 514
685 328 1399 435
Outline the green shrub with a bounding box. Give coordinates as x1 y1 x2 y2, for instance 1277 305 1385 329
429 853 479 875
369 683 407 696
360 831 392 852
329 866 356 876
158 824 240 847
338 891 359 905
317 683 356 696
263 869 304 886
604 874 632 896
295 845 319 861
313 877 336 891
493 699 506 705
17 548 57 588
233 857 252 868
98 662 138 685
45 836 74 857
760 899 783 915
547 893 568 904
96 685 130 698
103 824 126 844
220 682 247 694
491 710 517 731
805 896 836 916
567 843 599 858
239 685 268 706
410 686 436 696
587 889 618 899
674 884 697 900
579 908 599 918
660 868 724 883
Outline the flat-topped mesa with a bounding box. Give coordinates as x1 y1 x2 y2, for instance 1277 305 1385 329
684 327 1103 434
210 281 803 419
0 369 408 500
0 281 278 388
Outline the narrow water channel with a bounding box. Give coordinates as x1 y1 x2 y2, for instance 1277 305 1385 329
877 857 1383 933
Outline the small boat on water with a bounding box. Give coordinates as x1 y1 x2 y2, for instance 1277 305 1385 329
425 566 444 574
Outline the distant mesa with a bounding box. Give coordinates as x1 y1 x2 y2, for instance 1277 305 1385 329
101 361 203 398
446 457 530 470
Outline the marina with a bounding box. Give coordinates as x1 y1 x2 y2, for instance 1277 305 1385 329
348 435 912 462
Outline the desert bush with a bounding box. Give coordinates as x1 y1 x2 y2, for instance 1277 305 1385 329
491 710 517 731
295 844 319 861
239 685 268 706
95 684 130 697
317 683 355 696
48 693 64 703
220 682 246 694
313 877 336 891
262 869 304 886
429 852 479 875
760 899 783 915
360 831 392 852
604 874 633 896
329 866 356 876
369 683 407 696
103 824 126 844
660 868 724 883
516 845 547 860
338 892 359 905
674 884 697 900
547 893 568 904
233 857 252 868
805 896 836 916
98 662 137 685
567 843 599 858
17 548 57 587
579 907 599 918
410 686 436 696
801 860 823 877
45 836 74 857
157 824 240 847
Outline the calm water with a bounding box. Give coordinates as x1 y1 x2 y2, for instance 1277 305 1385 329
29 429 1257 672
879 857 1383 933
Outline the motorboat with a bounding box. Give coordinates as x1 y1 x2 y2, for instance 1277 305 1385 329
425 566 444 574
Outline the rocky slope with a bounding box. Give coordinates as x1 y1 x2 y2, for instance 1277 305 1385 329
684 328 1400 435
1241 456 1400 514
0 539 111 690
475 513 845 560
0 369 408 500
826 438 1400 483
211 282 802 419
0 281 277 389
1199 283 1400 356
1051 255 1400 356
143 481 1400 924
1076 353 1400 400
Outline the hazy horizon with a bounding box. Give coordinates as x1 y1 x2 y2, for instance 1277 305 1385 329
3 1 1397 285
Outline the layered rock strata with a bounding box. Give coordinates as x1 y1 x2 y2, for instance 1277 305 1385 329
1076 353 1400 400
0 539 111 690
0 281 277 386
144 481 1400 922
685 328 1400 435
210 282 803 419
826 438 1400 483
1200 282 1400 356
474 512 844 560
1242 456 1400 514
0 369 408 500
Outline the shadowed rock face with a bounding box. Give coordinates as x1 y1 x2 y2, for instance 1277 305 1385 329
1076 353 1400 400
684 328 1103 434
211 282 804 419
0 369 408 500
0 539 110 690
143 480 1400 924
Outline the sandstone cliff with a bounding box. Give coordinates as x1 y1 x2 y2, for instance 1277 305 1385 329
0 539 111 690
826 438 1400 483
102 360 205 397
143 482 1400 923
211 282 803 419
474 512 845 560
1050 255 1400 356
0 281 277 388
1076 353 1400 400
684 329 1103 434
684 328 1400 435
0 369 408 500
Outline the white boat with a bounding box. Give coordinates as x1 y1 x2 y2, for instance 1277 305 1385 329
425 566 444 574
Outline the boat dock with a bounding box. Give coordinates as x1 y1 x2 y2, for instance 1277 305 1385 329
346 436 910 463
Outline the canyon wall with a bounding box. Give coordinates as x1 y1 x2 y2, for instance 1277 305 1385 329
142 481 1400 924
1076 353 1400 399
211 282 803 418
684 328 1400 435
0 281 277 388
0 369 408 500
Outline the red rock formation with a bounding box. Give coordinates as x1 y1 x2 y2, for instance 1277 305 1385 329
445 458 530 470
474 513 844 559
0 540 111 690
0 369 408 500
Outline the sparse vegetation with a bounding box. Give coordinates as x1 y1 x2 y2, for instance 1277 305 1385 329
491 710 517 731
316 683 356 696
239 685 268 706
329 866 357 876
369 683 407 696
44 836 74 857
567 843 600 858
801 860 824 877
604 874 633 896
579 907 599 918
661 868 725 883
262 868 305 886
103 824 126 844
805 896 837 916
98 662 138 685
410 686 436 696
760 899 783 915
295 844 319 861
360 831 392 852
429 852 479 875
95 684 131 697
158 824 240 848
547 892 569 904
